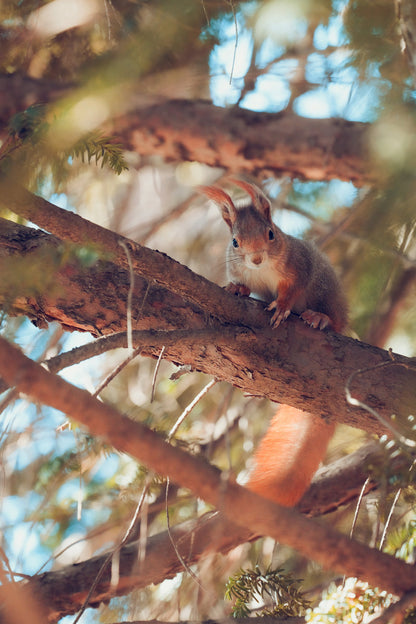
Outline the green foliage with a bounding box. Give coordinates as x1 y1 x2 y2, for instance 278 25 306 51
8 104 48 142
7 106 128 181
69 132 128 175
225 565 310 618
370 435 416 504
385 520 416 562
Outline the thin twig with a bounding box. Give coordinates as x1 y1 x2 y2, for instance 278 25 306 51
163 378 218 590
74 430 84 521
0 388 19 416
92 346 141 398
395 0 416 88
135 174 226 245
228 0 239 85
151 346 166 403
201 0 209 26
165 478 206 591
379 488 401 552
342 477 370 587
118 240 135 351
137 486 150 565
346 356 416 449
0 546 17 584
350 477 370 540
168 379 217 440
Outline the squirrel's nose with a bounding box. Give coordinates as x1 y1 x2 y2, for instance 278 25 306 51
251 254 263 265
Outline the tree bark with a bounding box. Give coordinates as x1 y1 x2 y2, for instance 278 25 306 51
0 74 374 185
0 335 415 624
1 185 415 622
113 100 373 184
1 213 416 435
0 440 395 623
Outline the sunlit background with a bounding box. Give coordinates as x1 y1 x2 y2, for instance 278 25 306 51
1 0 416 621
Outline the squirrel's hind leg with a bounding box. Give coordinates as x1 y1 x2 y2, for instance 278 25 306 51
300 309 331 330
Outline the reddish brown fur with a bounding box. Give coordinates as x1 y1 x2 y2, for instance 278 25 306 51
247 408 335 506
201 180 348 507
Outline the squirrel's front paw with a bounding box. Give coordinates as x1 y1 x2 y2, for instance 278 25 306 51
226 282 251 297
267 300 291 328
301 309 330 330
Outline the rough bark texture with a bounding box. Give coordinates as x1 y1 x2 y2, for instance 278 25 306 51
1 217 416 435
1 218 416 435
113 101 373 184
0 217 207 334
1 184 416 622
0 336 415 624
0 73 372 185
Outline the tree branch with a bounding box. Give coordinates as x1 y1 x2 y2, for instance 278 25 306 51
1 217 416 435
2 439 397 623
112 101 373 185
0 336 415 613
0 71 373 186
0 176 262 330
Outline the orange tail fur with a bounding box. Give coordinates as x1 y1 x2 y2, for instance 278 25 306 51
246 406 335 507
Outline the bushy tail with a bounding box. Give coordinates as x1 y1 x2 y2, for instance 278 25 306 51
246 406 335 507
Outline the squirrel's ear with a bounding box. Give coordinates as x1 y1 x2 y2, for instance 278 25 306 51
229 178 271 221
198 185 237 230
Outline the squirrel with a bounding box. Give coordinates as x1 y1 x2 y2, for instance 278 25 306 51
200 178 348 507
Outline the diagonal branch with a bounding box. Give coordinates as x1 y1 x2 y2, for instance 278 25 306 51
1 217 416 435
0 335 415 610
0 175 262 330
3 440 396 623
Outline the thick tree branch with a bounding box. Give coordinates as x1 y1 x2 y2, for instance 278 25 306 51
0 177 262 329
112 101 373 185
0 71 373 185
0 217 210 335
4 440 395 623
1 218 416 435
0 335 415 615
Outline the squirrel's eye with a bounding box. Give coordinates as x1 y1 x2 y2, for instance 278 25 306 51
232 238 239 248
268 229 275 241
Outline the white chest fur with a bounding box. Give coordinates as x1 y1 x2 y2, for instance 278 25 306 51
229 254 279 302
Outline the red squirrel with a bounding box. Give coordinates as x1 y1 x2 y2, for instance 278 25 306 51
200 179 348 506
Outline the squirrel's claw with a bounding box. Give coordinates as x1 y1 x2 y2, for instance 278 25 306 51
301 309 331 330
267 300 291 327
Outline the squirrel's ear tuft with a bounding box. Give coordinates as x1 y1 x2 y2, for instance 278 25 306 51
229 178 271 222
197 185 237 230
